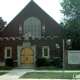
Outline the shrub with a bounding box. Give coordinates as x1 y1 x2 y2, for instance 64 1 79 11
36 66 62 70
36 57 47 67
52 57 61 68
6 58 13 67
0 66 12 70
45 60 53 66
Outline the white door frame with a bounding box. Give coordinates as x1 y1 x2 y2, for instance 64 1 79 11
17 42 36 67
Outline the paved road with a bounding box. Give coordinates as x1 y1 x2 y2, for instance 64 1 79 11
0 69 79 80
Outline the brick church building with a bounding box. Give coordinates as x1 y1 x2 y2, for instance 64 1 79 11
0 0 66 68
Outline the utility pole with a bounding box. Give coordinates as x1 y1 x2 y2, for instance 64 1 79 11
63 39 65 77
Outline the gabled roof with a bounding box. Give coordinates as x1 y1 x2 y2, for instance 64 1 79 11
5 0 59 28
2 0 65 37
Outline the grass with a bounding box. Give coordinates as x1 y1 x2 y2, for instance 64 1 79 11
36 66 80 71
20 72 80 79
0 72 7 76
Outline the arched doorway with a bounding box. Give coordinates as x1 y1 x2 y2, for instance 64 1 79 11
21 47 34 66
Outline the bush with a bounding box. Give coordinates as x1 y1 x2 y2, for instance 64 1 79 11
36 66 62 70
52 57 61 68
0 66 12 70
36 57 47 67
45 60 53 66
6 58 13 67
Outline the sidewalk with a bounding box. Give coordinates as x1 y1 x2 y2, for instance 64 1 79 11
0 69 34 79
0 69 79 80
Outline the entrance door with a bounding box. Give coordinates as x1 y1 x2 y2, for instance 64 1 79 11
21 47 34 66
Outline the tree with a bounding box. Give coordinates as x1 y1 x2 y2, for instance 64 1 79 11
60 0 80 50
60 0 80 21
0 17 7 30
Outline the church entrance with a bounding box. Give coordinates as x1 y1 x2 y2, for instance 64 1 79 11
21 47 34 66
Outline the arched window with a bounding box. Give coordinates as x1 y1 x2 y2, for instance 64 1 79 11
23 17 41 38
42 24 45 33
19 25 22 34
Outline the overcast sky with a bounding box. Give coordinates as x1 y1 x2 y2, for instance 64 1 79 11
0 0 63 24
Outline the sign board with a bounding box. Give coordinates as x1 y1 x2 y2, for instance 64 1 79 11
68 51 80 64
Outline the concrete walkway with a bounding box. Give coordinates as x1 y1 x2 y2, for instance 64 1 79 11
0 69 79 80
0 69 35 80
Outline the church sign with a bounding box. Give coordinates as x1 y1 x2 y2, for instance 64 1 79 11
68 51 80 64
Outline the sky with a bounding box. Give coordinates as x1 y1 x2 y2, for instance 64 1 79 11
0 0 63 24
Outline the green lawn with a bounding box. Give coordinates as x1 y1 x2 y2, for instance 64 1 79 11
0 72 7 76
20 72 80 79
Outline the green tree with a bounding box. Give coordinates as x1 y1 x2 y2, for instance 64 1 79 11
0 17 7 30
60 0 80 21
60 0 80 50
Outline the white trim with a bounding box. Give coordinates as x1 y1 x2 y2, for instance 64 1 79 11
45 38 47 40
47 36 51 38
53 36 58 38
3 37 9 40
42 46 50 59
9 37 15 40
4 47 12 59
0 37 3 41
41 36 45 38
51 38 54 40
15 37 21 40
